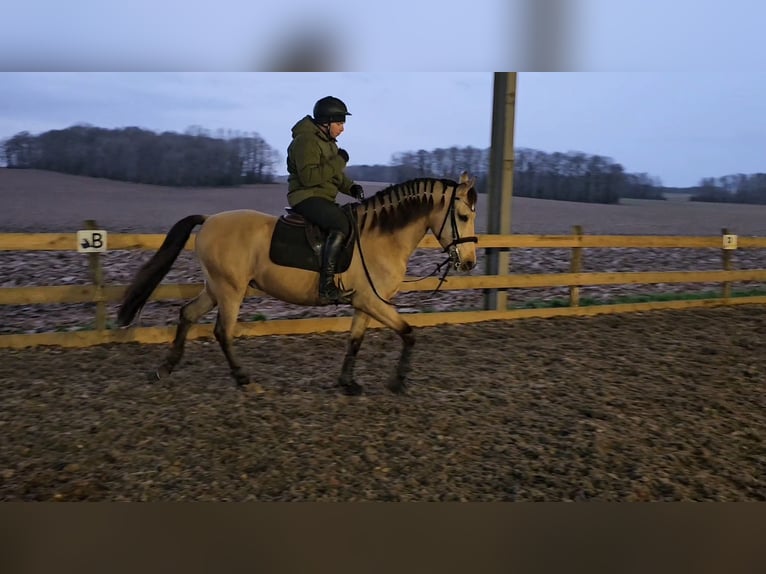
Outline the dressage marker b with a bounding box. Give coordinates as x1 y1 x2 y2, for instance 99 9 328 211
77 229 108 253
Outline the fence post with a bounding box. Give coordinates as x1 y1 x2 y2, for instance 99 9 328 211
483 73 516 312
85 219 107 331
569 225 583 306
721 227 732 300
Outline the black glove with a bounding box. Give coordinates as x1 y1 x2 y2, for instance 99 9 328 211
350 184 365 200
337 148 349 163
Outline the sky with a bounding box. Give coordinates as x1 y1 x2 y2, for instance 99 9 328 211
1 72 765 188
2 0 764 71
0 0 764 188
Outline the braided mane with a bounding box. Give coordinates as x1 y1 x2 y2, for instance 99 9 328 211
354 177 456 233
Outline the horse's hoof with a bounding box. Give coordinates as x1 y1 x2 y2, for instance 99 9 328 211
233 372 254 388
338 379 363 396
241 382 266 395
386 377 408 395
149 365 171 382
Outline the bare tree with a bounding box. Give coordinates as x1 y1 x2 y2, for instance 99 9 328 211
3 125 280 186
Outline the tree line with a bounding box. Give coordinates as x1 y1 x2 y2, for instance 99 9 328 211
1 125 280 187
2 129 661 203
4 124 763 204
347 146 665 204
690 174 766 204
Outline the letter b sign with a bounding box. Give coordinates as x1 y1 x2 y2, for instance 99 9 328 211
77 230 108 252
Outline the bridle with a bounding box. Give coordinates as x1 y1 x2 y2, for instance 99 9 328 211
435 184 478 270
407 183 478 295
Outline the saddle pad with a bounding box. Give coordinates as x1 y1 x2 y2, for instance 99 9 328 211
268 217 354 273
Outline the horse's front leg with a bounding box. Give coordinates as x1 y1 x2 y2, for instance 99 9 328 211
338 310 371 395
390 324 415 394
363 303 415 394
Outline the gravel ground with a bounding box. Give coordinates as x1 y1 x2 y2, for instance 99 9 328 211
1 308 764 501
1 170 765 501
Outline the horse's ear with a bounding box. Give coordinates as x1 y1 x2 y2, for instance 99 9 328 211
466 186 477 210
458 171 475 190
457 171 477 208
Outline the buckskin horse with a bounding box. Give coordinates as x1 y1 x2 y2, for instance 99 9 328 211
118 172 478 395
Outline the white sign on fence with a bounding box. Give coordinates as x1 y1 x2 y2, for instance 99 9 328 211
722 234 738 250
76 230 108 253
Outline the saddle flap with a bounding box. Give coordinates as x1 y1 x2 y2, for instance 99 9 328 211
270 209 355 273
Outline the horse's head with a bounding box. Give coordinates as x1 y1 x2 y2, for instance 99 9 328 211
432 171 478 272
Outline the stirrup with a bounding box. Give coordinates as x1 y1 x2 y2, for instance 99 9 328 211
318 285 352 305
337 288 354 304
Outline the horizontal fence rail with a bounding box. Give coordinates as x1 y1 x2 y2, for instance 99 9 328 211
4 270 766 307
2 229 766 349
5 233 766 251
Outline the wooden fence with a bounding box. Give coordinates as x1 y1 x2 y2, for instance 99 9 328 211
2 228 766 349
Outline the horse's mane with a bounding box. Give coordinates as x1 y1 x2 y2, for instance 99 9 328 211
355 177 457 233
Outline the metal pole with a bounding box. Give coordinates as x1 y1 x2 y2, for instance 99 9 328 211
484 72 517 311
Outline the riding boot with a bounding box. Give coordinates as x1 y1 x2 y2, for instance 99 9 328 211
318 230 348 304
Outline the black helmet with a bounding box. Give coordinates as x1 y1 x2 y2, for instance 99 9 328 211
313 96 351 124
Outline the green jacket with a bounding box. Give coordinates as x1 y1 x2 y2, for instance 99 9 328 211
286 115 355 206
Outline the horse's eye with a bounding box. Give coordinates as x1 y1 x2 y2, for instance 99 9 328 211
458 214 469 222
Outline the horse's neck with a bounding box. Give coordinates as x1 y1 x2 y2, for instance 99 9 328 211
355 186 447 262
394 216 431 260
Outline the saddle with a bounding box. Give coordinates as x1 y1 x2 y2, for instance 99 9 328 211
268 206 356 273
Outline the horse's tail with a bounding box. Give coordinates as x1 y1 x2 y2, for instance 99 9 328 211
117 215 207 326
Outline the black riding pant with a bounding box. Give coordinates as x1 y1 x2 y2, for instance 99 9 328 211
291 197 350 237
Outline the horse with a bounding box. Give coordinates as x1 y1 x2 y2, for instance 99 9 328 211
117 172 478 395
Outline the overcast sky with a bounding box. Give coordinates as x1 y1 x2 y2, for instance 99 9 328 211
1 72 764 188
1 1 764 187
2 0 764 72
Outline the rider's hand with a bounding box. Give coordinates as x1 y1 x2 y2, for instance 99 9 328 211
350 184 365 200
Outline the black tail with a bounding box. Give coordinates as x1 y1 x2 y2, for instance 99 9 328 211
117 215 206 326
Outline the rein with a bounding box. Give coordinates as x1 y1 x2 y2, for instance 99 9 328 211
350 183 478 306
348 207 397 306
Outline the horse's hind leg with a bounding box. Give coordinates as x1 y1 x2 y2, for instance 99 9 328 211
212 285 250 387
155 288 216 380
337 310 371 396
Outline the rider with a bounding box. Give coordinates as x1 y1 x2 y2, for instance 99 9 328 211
286 96 365 304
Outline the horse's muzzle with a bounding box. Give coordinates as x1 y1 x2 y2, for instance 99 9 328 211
457 258 476 273
448 244 476 273
447 236 478 273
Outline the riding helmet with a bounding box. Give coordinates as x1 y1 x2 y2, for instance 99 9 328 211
313 96 352 124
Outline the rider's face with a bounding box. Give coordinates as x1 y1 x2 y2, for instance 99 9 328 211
328 121 344 139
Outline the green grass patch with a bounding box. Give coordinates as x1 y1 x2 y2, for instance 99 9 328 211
510 287 766 310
